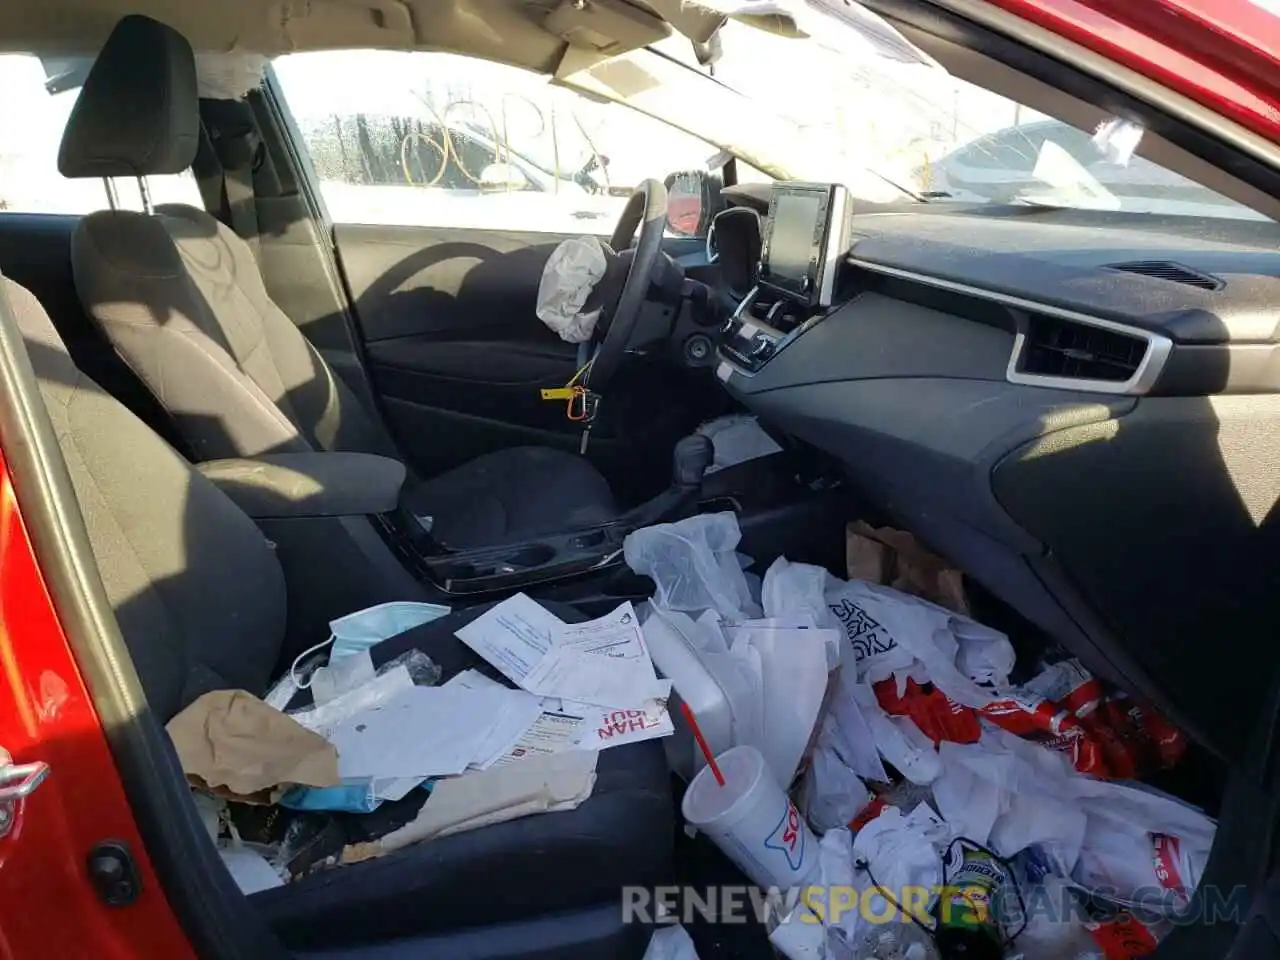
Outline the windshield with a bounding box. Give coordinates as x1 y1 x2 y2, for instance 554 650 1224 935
621 15 1270 221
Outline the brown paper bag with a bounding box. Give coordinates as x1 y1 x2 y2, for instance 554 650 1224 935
166 689 340 798
846 521 969 614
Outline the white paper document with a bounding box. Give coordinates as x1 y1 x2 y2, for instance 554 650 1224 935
456 594 666 706
471 691 546 770
329 684 535 780
563 680 675 751
291 665 415 740
485 682 676 763
528 603 667 706
443 668 507 693
497 710 585 765
372 776 429 803
219 846 283 895
454 593 561 687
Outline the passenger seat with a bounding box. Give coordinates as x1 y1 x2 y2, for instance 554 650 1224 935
1 276 671 956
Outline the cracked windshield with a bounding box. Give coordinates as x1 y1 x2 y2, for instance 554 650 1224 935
266 4 1263 231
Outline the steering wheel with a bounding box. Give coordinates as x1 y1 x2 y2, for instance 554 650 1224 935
584 178 668 393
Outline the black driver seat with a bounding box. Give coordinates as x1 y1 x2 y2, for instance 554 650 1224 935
59 15 617 548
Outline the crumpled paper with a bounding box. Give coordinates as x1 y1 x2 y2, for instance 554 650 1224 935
536 237 609 343
166 689 340 799
845 521 968 614
346 749 599 862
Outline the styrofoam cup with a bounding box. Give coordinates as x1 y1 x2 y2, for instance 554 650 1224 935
681 744 818 890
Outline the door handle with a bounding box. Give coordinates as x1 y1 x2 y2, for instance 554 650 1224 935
0 760 48 839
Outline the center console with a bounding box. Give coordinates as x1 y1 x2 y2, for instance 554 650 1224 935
717 181 851 378
377 439 849 602
383 515 633 596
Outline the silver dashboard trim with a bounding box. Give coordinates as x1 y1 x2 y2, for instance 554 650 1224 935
846 257 1174 396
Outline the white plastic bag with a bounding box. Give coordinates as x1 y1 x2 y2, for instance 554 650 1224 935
800 714 872 833
826 674 889 783
535 237 609 343
770 828 858 960
624 513 759 619
696 414 782 473
761 557 831 626
762 559 1015 707
644 924 700 960
843 806 944 945
1070 781 1214 911
1012 870 1102 960
850 679 941 785
829 578 1011 706
725 621 835 790
931 734 1086 873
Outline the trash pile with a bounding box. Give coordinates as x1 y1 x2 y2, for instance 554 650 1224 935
626 512 1215 960
169 597 675 889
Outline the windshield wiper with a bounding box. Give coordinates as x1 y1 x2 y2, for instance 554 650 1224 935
867 168 929 203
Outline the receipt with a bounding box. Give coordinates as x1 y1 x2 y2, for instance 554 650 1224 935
454 593 561 687
455 595 666 707
526 602 667 706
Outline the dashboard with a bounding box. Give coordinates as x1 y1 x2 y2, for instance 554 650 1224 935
715 185 1280 765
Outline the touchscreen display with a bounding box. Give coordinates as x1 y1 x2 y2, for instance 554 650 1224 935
767 192 823 282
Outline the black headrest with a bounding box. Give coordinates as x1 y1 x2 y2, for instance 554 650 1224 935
58 15 199 179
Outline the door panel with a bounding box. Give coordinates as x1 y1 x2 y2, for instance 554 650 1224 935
331 223 720 503
336 224 570 343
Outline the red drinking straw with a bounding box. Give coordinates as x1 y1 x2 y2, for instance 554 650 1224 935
681 701 725 786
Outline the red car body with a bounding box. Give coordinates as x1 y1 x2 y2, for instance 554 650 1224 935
0 0 1276 955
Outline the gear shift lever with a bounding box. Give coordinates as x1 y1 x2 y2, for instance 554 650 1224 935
625 434 715 527
673 434 715 489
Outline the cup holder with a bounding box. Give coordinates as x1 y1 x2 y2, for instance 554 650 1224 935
502 543 556 568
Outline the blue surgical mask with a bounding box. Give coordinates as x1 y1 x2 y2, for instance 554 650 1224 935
289 601 451 692
329 601 451 661
279 776 436 815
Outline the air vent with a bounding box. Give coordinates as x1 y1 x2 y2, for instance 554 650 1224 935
1107 260 1223 290
1019 314 1148 382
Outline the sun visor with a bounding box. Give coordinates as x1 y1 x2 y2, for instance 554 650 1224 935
544 0 671 55
639 0 937 65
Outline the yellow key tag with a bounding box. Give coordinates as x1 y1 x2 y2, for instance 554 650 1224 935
540 387 577 401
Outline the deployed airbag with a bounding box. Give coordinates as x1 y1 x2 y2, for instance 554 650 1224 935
536 236 609 343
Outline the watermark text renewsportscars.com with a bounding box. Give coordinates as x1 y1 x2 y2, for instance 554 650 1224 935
621 884 1252 927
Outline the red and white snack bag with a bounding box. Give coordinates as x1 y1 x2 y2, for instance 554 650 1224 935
1025 657 1105 713
1086 913 1168 960
872 677 981 746
976 672 1115 776
1002 659 1187 779
1151 832 1205 908
980 688 1079 737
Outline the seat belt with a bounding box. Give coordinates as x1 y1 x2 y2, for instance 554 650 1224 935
196 99 264 265
221 160 262 265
